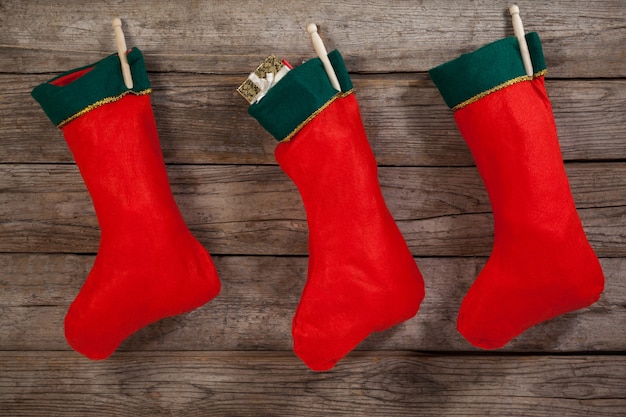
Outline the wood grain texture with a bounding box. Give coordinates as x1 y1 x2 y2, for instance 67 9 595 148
1 163 624 256
2 1 624 415
1 0 625 77
1 254 624 352
6 74 626 165
1 352 625 417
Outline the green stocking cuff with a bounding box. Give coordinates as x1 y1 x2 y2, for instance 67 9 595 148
248 49 353 141
429 32 547 111
31 47 152 127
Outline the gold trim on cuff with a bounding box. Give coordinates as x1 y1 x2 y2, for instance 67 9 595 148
280 90 354 142
451 69 547 112
57 88 153 128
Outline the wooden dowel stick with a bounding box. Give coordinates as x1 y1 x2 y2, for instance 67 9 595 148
112 18 134 89
509 5 534 77
306 23 341 91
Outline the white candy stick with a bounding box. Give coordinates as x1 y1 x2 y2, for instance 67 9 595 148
112 18 134 89
306 23 341 91
509 5 534 77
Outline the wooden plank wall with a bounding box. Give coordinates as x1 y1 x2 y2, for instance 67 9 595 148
1 1 625 415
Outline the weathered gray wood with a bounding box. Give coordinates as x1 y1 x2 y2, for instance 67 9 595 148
1 254 623 352
1 163 624 256
6 74 626 165
1 0 625 77
2 1 624 414
1 352 625 417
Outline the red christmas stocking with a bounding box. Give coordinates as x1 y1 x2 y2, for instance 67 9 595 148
248 51 425 370
429 33 604 349
32 49 220 359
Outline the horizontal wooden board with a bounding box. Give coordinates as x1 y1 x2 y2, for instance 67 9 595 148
1 0 625 77
6 74 626 165
0 255 623 352
1 351 625 417
3 1 625 415
1 163 624 256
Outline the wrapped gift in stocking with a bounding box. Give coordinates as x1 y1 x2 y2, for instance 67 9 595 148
245 51 425 371
32 48 221 359
429 32 604 349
